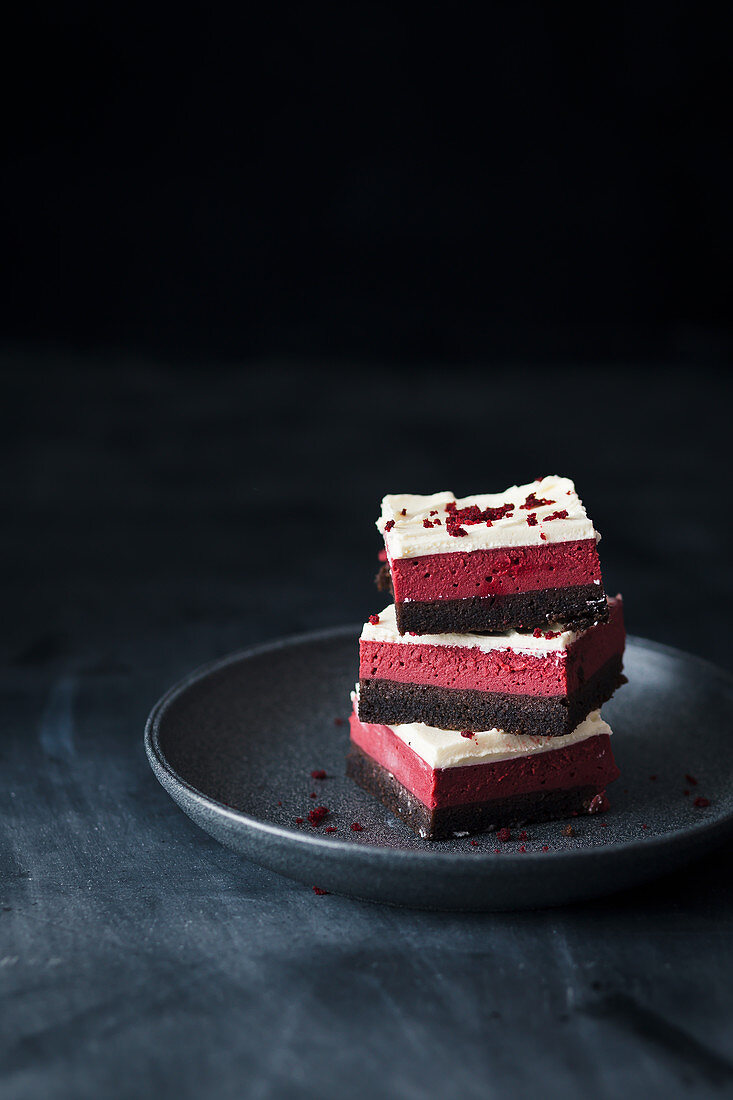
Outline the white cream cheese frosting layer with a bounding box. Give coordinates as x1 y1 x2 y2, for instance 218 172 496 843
360 603 590 655
376 475 598 559
352 689 611 769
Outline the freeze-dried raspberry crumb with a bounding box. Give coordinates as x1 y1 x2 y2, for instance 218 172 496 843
544 630 561 639
497 827 511 842
368 613 380 626
324 826 337 833
434 517 442 525
518 830 528 840
533 628 543 638
295 817 304 824
384 519 395 532
445 500 513 536
685 773 698 786
309 792 316 798
430 510 438 516
545 510 569 521
520 492 555 510
694 796 710 808
334 717 345 726
378 548 388 562
311 769 327 780
587 793 609 814
308 806 329 826
470 839 479 846
562 824 575 837
542 845 549 851
312 886 329 895
460 729 474 739
400 508 406 516
526 513 538 527
476 503 514 522
423 519 434 528
540 533 547 540
450 526 468 537
519 845 526 853
350 822 364 831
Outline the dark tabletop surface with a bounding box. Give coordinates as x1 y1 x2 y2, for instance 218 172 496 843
2 353 732 1099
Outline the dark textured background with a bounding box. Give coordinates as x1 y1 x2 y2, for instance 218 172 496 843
2 3 732 1097
2 4 731 364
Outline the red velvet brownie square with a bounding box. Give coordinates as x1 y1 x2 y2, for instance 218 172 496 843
376 476 607 634
347 702 619 840
358 596 625 738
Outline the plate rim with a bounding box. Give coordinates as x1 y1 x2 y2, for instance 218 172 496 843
144 627 733 865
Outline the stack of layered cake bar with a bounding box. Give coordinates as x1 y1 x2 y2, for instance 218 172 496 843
347 476 626 839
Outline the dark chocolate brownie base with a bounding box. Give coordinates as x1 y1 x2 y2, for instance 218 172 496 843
394 585 609 635
346 746 607 840
358 655 626 738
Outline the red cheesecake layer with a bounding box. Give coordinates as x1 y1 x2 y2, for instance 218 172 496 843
360 598 624 697
390 538 601 603
346 746 612 840
361 636 565 694
348 709 619 811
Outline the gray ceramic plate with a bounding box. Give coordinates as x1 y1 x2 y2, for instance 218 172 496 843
145 629 733 911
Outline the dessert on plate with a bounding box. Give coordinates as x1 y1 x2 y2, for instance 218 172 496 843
347 701 618 840
348 475 624 839
376 475 607 635
357 596 625 738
